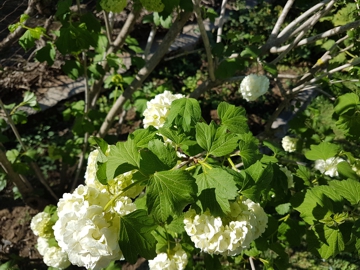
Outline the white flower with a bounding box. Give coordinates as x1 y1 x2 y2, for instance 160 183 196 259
53 185 127 270
281 136 297 153
43 246 71 269
239 74 270 101
184 197 268 256
143 91 184 129
314 157 344 177
36 237 49 256
149 244 188 270
279 166 294 188
30 212 53 238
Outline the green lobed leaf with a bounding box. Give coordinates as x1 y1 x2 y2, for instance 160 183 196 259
307 224 345 259
22 91 37 107
130 127 157 148
305 142 340 161
295 165 312 186
19 30 35 51
195 122 216 152
147 170 197 222
62 60 83 80
119 209 157 264
158 127 186 145
148 139 178 169
217 102 248 134
198 188 223 216
104 141 140 179
195 168 238 214
35 42 56 66
0 174 7 192
209 126 239 157
337 161 359 180
238 132 261 168
277 219 306 247
334 93 359 115
328 179 360 206
139 149 170 175
291 186 343 225
336 114 360 138
164 98 201 132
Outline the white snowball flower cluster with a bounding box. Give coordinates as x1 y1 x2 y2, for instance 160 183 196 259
53 185 130 270
239 74 270 101
314 157 344 177
281 136 298 153
30 212 53 238
279 166 294 188
148 243 188 270
31 212 71 269
143 90 184 129
184 197 268 256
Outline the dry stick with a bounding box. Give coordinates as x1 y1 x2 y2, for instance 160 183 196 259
261 0 331 53
144 24 157 60
292 57 360 93
0 143 34 200
216 0 228 43
296 34 350 87
0 0 38 53
97 11 193 137
90 8 140 108
103 11 113 44
267 0 294 43
270 0 335 65
270 19 360 53
277 0 332 41
193 0 216 82
0 99 58 200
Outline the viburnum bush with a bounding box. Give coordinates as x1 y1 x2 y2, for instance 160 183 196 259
1 0 360 269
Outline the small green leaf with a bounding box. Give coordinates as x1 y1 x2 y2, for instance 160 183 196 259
238 133 261 168
305 142 340 161
22 91 37 107
195 168 238 214
195 122 216 152
0 174 7 192
35 42 56 66
62 60 83 80
164 98 201 132
217 102 248 134
6 149 19 163
147 170 197 222
275 203 291 215
307 225 345 259
128 128 155 148
119 210 157 264
209 132 238 157
329 179 360 206
19 30 35 51
334 93 359 115
8 23 20 33
148 139 177 169
20 14 30 23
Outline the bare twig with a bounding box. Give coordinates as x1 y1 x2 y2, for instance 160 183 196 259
268 0 294 42
270 20 360 53
277 0 332 41
0 143 34 201
0 98 58 200
249 257 256 270
97 11 193 137
193 0 216 81
216 0 228 43
90 8 141 107
270 0 335 65
103 11 113 44
144 24 157 60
